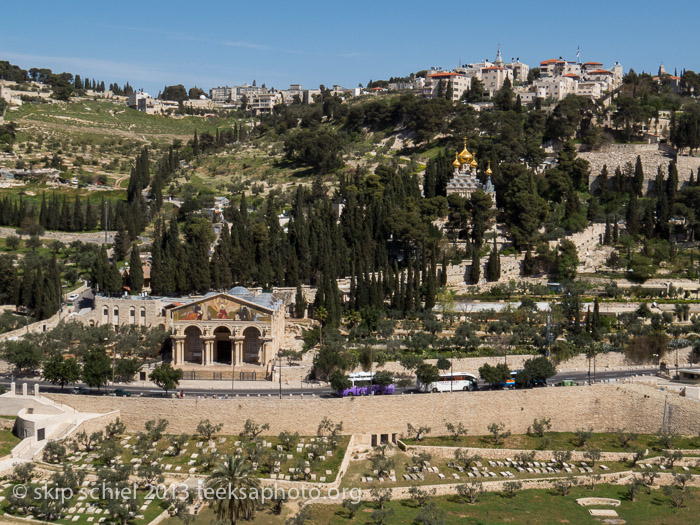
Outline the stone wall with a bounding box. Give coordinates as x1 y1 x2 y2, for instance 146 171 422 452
44 383 700 438
580 144 699 194
360 346 692 378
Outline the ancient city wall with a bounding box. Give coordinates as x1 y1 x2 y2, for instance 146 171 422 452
44 384 700 438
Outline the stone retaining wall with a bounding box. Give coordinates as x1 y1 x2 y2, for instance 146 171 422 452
44 384 700 438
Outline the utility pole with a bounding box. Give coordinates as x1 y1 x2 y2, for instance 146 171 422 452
278 353 282 399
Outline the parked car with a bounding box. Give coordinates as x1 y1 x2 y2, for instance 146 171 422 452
72 386 90 395
67 293 79 302
113 389 131 397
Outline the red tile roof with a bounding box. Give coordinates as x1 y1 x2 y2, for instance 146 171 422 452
588 69 612 75
584 61 603 65
563 73 579 78
540 59 559 65
426 72 463 78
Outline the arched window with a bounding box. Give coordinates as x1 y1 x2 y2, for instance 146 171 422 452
113 307 119 325
140 307 146 325
102 306 109 323
129 307 136 324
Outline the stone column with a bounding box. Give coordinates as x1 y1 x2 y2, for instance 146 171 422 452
22 383 27 396
237 338 245 365
10 382 15 395
202 337 215 366
33 384 39 396
172 335 185 365
230 336 245 366
260 337 274 366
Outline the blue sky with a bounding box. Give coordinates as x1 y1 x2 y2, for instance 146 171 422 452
2 0 698 94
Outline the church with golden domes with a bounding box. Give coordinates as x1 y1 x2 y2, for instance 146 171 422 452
446 140 496 206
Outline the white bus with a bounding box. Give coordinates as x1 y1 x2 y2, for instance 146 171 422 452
418 372 478 393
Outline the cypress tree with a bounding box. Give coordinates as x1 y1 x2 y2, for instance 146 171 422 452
193 130 200 157
39 193 47 229
72 196 84 231
85 199 97 230
597 165 609 195
439 255 448 287
113 218 130 262
603 218 612 245
592 298 601 340
470 250 481 283
59 195 72 231
633 155 644 196
626 192 640 237
486 238 501 282
523 247 535 276
612 219 619 244
128 244 143 293
667 160 678 205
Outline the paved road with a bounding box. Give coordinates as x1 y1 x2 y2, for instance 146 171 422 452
1 366 678 400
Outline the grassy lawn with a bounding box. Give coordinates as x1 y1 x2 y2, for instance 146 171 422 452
403 432 700 452
0 430 20 457
307 484 700 524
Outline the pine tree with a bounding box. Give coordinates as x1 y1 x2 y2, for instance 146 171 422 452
128 244 143 293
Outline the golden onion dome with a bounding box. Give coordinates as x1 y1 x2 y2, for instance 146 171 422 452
457 137 472 163
458 147 472 163
470 158 478 168
452 154 461 168
486 161 493 175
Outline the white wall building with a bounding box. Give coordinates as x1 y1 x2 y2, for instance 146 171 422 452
423 72 471 102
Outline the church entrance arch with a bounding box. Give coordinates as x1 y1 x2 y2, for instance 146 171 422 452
184 326 203 363
243 327 261 365
214 326 232 364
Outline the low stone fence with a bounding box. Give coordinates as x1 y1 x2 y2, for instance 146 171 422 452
398 441 636 463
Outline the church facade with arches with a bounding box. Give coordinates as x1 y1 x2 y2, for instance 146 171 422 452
83 286 285 379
